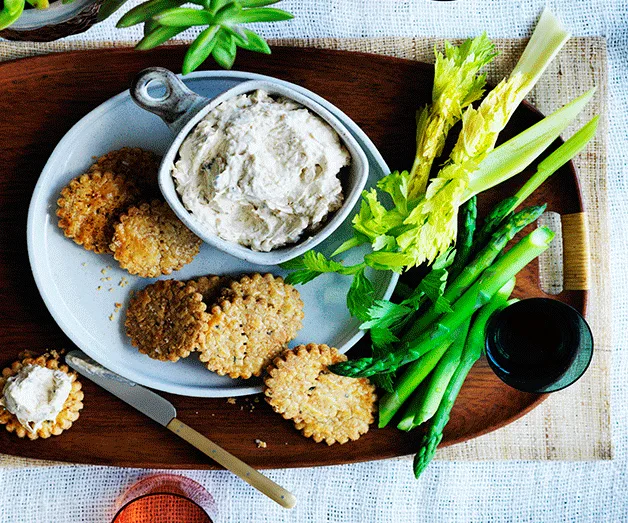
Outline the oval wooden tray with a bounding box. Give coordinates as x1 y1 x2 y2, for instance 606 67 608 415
0 46 586 468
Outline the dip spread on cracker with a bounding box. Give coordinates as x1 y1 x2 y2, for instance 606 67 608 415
172 90 350 252
1 363 72 434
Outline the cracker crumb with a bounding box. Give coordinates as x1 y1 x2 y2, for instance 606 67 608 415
227 398 236 405
97 286 102 291
115 302 122 309
81 262 87 267
101 268 107 275
108 288 113 292
254 397 260 403
105 277 112 281
108 314 115 321
255 439 267 449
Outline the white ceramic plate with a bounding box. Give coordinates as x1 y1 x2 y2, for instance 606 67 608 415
27 71 398 397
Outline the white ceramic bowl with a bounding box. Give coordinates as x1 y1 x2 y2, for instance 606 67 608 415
131 67 369 265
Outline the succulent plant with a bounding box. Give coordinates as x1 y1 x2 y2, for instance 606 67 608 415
98 0 293 73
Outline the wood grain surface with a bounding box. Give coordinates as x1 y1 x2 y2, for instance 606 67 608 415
0 46 585 468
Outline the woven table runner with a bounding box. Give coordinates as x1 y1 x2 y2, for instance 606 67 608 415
0 36 610 466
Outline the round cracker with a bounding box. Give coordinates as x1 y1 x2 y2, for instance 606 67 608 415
0 350 84 440
188 275 231 308
199 274 304 379
125 279 208 362
264 344 377 445
110 200 201 278
89 147 161 197
56 171 140 254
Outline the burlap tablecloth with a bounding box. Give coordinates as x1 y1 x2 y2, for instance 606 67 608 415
0 36 609 466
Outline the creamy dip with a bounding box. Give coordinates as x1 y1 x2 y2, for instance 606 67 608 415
0 364 72 433
172 90 350 252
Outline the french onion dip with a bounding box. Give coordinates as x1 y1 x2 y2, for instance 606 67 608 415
172 90 350 252
0 364 72 433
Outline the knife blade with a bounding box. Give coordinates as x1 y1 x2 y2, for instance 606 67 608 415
66 351 176 427
65 350 296 509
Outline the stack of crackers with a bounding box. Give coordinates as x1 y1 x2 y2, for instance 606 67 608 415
56 147 201 278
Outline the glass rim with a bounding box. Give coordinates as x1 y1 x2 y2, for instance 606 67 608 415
111 491 212 523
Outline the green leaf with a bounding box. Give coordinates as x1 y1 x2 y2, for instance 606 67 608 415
331 233 370 257
370 327 399 349
143 17 159 35
347 269 375 321
97 0 129 21
360 300 413 331
372 234 396 252
209 0 230 11
154 7 214 27
364 251 414 273
223 6 293 23
371 372 395 393
239 0 280 6
377 170 410 214
281 250 360 285
212 0 239 19
136 24 188 50
117 0 185 27
279 256 307 271
418 267 451 313
182 25 220 74
302 251 346 273
283 269 321 286
211 32 237 69
235 28 271 54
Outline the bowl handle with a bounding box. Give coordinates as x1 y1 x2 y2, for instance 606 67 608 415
131 67 209 135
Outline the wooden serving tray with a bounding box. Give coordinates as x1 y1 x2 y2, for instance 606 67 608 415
0 46 587 468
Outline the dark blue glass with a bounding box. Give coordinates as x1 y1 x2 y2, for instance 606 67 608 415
485 298 593 393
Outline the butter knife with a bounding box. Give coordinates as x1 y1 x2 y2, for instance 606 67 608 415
66 350 296 509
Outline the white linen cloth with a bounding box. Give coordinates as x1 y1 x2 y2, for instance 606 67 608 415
1 0 627 521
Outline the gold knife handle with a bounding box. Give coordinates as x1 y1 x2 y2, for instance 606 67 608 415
166 418 296 509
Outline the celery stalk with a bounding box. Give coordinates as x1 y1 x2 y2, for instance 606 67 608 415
511 115 599 206
400 9 571 266
408 35 497 199
511 9 570 87
464 91 596 199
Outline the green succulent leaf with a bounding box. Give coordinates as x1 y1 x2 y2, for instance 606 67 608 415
155 6 214 26
182 25 221 74
233 28 271 54
136 23 188 49
143 17 159 35
223 6 293 24
211 31 237 69
212 1 240 21
209 0 231 12
97 0 129 21
117 0 185 27
239 0 281 6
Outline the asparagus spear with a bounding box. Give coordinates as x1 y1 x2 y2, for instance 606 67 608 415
413 289 518 478
330 227 554 378
400 204 546 343
448 196 478 281
473 116 599 249
397 319 472 431
378 331 456 428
